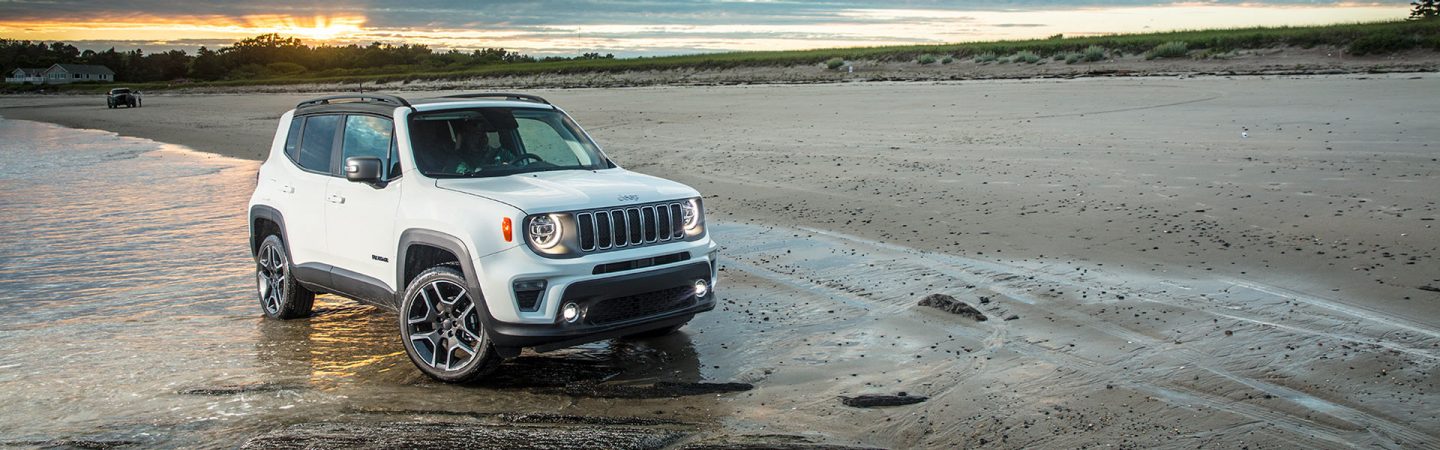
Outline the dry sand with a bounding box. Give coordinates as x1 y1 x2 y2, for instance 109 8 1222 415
2 73 1438 448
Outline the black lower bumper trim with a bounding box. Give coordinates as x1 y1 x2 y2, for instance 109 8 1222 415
487 261 715 354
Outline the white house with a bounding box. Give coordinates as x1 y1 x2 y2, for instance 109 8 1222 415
5 63 115 84
43 64 115 84
4 68 47 84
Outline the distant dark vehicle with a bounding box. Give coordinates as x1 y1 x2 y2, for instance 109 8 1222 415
106 88 141 109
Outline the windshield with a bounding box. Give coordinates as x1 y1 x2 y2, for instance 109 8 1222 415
110 89 130 94
408 107 610 178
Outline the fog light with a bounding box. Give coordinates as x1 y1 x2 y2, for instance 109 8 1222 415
693 279 710 298
561 303 580 323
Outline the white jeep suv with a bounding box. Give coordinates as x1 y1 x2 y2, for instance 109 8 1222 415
247 93 718 382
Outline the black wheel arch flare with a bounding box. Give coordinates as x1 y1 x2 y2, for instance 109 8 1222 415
396 228 493 319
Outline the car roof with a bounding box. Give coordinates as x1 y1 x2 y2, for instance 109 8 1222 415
410 98 557 112
293 92 556 118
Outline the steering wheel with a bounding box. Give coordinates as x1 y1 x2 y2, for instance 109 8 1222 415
508 153 545 166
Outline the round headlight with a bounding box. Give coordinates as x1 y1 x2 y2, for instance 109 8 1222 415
681 198 701 230
527 214 562 249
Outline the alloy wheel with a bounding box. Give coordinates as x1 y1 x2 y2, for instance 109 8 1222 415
255 243 286 315
406 279 484 372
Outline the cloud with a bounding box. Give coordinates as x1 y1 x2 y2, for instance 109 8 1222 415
0 1 1413 56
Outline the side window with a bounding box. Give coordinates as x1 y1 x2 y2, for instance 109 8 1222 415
296 115 339 173
341 115 395 177
282 117 303 161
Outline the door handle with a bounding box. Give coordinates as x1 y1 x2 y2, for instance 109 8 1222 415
327 193 345 204
279 185 294 194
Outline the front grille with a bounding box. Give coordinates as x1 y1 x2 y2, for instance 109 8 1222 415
574 201 686 253
585 286 694 325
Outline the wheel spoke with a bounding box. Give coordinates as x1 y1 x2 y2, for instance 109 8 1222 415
435 340 452 369
449 339 476 361
431 283 452 306
410 331 440 366
460 326 482 345
414 288 437 324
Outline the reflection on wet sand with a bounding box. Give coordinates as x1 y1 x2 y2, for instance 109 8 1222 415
255 294 708 391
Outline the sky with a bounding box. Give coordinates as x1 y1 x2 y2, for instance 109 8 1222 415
0 1 1415 56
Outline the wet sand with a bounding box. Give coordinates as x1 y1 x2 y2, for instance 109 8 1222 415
1 74 1438 448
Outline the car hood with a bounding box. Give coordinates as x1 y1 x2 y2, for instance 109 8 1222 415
435 169 699 213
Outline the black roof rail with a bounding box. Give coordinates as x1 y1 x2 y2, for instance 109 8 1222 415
439 92 551 105
296 93 413 109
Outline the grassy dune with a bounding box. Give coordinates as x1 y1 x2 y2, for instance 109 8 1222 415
12 20 1440 93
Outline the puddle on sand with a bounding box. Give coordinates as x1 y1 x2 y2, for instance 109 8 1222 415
0 119 735 447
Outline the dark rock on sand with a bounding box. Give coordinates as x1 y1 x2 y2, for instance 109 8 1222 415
918 294 987 321
560 381 753 399
1419 285 1440 293
840 393 928 408
240 422 684 450
177 383 302 395
1 439 139 449
346 408 689 426
496 412 689 426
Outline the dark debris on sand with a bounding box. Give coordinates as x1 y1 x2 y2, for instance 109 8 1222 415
917 294 987 321
840 393 928 408
240 422 684 450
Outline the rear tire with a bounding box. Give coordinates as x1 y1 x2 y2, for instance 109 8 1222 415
255 235 314 319
400 266 501 383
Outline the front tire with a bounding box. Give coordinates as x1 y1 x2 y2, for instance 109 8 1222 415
255 235 314 319
400 266 500 382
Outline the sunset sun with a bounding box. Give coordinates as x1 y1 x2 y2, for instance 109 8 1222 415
248 14 365 42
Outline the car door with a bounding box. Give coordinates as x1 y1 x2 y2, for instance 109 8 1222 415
325 114 403 298
278 114 341 269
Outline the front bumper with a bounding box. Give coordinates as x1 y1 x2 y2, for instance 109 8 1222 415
486 260 716 354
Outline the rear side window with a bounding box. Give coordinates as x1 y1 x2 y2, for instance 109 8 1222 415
282 117 303 160
296 115 339 173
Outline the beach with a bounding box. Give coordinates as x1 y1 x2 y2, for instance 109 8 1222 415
1 74 1437 448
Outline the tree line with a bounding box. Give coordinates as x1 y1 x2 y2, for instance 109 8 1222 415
1 33 615 83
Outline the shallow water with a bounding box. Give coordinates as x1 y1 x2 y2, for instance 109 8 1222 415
0 119 723 447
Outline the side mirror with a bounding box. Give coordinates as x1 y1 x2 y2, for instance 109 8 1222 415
345 156 383 183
